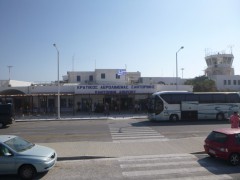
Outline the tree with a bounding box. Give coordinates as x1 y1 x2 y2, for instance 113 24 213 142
184 75 217 92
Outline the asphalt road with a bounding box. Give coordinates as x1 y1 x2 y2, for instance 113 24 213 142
1 118 238 180
2 154 240 180
0 119 111 143
0 118 230 143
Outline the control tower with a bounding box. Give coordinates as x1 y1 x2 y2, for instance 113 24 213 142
204 52 234 78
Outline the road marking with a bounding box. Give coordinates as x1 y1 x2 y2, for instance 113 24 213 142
120 160 203 168
154 174 232 180
118 154 233 179
109 123 168 142
122 167 217 177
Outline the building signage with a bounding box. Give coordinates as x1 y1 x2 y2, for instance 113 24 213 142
75 85 155 94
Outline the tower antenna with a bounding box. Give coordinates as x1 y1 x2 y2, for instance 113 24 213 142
228 45 234 54
72 54 75 71
7 66 13 80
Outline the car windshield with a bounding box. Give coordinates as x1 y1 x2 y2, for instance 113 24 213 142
4 136 35 152
207 131 228 143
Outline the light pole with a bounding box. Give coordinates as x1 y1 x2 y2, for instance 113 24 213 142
53 43 60 119
181 68 184 79
176 46 184 90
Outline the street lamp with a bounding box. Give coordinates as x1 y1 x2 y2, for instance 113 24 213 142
181 68 184 79
176 46 184 90
53 43 60 119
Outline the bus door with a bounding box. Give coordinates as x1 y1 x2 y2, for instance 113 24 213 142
181 101 198 120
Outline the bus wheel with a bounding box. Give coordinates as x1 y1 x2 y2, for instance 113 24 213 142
216 113 225 121
170 114 179 122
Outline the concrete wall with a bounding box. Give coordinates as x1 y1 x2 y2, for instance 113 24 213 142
211 75 240 91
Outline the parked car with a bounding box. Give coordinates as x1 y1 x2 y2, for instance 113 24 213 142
204 128 240 165
0 135 57 179
0 104 15 128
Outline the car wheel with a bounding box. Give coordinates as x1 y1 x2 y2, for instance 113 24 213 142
170 114 179 122
229 153 240 166
0 123 3 128
19 165 36 179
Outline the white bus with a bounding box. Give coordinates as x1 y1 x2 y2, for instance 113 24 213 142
148 91 240 121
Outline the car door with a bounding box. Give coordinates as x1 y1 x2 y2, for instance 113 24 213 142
0 144 16 174
233 133 240 152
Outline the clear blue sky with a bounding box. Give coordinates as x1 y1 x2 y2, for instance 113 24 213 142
0 0 239 82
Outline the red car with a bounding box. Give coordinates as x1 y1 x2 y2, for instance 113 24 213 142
204 128 240 165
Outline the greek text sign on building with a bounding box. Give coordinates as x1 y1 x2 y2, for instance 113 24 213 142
75 85 156 94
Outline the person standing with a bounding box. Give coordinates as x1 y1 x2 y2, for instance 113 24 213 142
230 111 240 128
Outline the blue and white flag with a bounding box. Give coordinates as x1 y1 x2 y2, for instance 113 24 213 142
117 69 127 76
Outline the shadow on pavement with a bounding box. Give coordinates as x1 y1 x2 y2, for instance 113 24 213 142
57 156 113 161
197 155 240 176
131 119 230 127
0 172 48 180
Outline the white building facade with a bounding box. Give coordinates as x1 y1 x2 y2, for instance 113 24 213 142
64 69 141 85
0 69 192 116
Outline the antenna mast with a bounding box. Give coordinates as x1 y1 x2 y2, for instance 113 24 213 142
228 45 234 54
7 66 13 81
72 55 75 71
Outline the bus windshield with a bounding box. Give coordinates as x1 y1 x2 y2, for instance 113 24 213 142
148 95 164 115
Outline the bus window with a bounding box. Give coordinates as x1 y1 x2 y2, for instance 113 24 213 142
213 94 226 103
155 96 163 115
185 94 198 101
199 94 213 103
227 94 240 103
160 94 171 104
161 94 186 104
171 94 186 104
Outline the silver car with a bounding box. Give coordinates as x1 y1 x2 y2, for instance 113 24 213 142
0 135 57 179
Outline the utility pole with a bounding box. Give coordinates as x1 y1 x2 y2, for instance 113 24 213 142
53 44 61 119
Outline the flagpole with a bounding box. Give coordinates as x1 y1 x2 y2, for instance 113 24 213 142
125 65 127 84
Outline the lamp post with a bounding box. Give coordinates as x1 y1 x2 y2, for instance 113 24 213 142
176 46 184 90
181 68 184 79
53 43 60 119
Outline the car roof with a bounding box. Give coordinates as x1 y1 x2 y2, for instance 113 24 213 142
0 135 17 143
213 128 240 135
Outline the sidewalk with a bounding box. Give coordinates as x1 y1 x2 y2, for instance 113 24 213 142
15 112 148 122
15 113 206 160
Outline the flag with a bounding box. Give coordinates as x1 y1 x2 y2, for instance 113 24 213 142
117 69 127 76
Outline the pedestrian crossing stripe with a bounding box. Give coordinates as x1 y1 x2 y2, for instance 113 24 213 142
118 154 195 161
120 160 203 168
118 154 232 180
109 123 168 142
157 175 232 180
122 167 217 177
113 138 169 143
112 135 165 139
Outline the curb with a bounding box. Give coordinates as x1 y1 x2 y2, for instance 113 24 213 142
57 156 114 161
15 116 148 122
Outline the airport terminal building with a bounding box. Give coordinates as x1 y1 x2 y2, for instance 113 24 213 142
0 69 192 116
1 50 239 117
